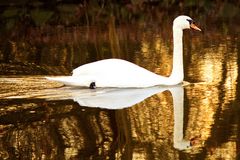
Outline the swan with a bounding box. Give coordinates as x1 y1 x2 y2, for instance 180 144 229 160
46 15 201 88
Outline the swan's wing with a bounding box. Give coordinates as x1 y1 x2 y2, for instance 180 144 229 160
48 59 172 87
71 59 167 87
72 59 157 77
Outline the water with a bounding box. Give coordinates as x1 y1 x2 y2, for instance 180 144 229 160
0 16 240 159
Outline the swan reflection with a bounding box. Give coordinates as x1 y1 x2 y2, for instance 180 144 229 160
47 86 170 109
46 85 190 150
170 86 191 150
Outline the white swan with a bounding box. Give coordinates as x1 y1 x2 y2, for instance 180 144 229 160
46 15 201 88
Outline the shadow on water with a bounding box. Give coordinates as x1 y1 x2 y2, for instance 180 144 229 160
0 1 240 159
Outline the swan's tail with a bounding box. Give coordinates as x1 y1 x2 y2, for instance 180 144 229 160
45 76 72 85
45 76 92 87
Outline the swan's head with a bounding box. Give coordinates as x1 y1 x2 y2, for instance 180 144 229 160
173 15 201 31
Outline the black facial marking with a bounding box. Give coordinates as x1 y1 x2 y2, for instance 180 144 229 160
187 19 195 24
89 82 96 89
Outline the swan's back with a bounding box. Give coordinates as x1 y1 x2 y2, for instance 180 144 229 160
73 59 154 77
72 59 166 87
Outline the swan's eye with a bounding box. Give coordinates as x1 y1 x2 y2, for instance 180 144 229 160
187 19 195 25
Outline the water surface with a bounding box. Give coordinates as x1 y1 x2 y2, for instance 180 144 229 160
0 16 240 160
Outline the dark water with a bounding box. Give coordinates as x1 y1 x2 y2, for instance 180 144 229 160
0 14 240 160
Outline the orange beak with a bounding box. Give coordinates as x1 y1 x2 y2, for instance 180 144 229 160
190 23 201 31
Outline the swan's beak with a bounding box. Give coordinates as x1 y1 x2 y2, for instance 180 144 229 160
190 23 201 31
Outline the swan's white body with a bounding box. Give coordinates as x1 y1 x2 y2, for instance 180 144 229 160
46 15 200 88
48 59 181 87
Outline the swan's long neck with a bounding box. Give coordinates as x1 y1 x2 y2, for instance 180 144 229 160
169 27 184 84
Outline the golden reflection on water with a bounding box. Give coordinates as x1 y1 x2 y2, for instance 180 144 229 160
185 85 219 153
128 91 175 159
138 33 172 77
0 24 239 159
126 30 239 158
